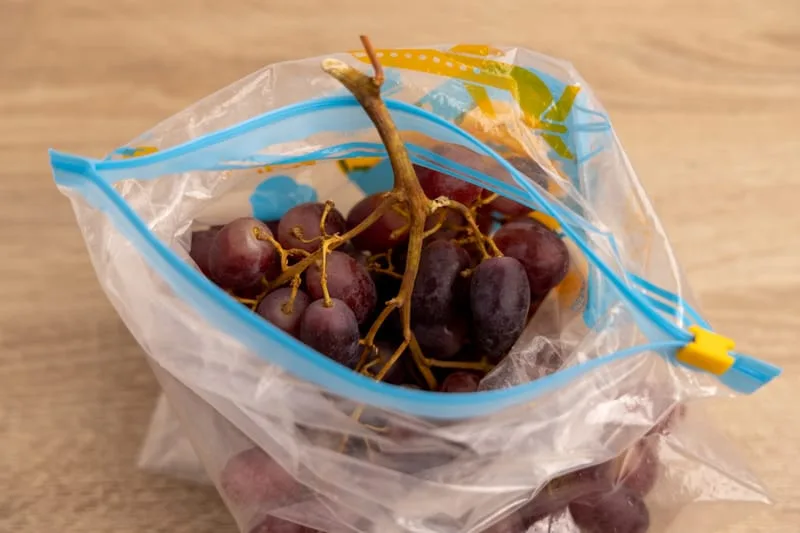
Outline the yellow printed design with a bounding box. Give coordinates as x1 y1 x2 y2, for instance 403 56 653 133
337 157 385 174
349 45 580 160
256 160 316 174
121 145 159 158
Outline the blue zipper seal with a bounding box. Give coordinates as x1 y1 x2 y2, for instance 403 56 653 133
49 96 780 419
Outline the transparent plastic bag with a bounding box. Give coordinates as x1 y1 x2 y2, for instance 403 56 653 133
50 43 780 533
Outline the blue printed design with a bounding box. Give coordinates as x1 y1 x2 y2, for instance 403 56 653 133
249 175 318 221
345 159 394 196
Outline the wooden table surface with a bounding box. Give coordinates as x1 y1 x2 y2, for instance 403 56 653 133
2 1 798 532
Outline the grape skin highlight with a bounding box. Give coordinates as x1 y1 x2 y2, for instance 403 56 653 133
208 217 279 291
256 287 310 338
299 299 360 369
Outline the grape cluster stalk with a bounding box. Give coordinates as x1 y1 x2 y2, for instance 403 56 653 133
239 37 505 391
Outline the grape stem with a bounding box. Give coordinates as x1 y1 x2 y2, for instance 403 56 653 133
323 40 431 348
265 193 399 290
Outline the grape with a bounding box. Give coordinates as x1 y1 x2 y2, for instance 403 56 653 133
237 280 267 299
413 316 468 359
470 257 531 363
299 299 360 368
367 341 407 385
493 219 569 298
249 516 318 533
256 287 310 338
305 251 377 325
424 208 465 242
208 217 279 291
278 202 346 253
220 447 301 506
414 144 484 205
648 403 687 436
615 441 660 497
489 195 532 217
440 371 481 393
346 193 409 251
508 155 548 190
569 490 650 533
189 227 219 276
411 240 471 324
262 219 281 235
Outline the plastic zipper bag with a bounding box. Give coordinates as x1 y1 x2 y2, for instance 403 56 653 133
50 41 780 533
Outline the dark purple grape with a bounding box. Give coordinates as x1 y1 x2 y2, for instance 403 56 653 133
249 516 318 533
569 490 650 533
413 317 468 360
347 193 409 251
189 227 219 276
470 257 531 363
493 219 569 298
278 202 346 253
413 145 484 205
440 371 481 393
411 240 471 324
367 341 407 385
256 287 310 338
220 447 301 507
299 299 360 368
208 218 279 291
305 251 377 325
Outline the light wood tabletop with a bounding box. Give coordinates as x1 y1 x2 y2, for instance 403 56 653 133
2 1 798 532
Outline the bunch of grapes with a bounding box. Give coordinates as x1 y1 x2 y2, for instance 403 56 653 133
189 163 569 393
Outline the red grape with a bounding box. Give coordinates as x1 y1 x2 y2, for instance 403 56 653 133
411 240 471 324
262 219 281 235
493 219 569 298
413 316 468 360
278 202 346 253
305 251 377 325
256 287 310 338
569 490 650 533
189 227 219 276
299 299 360 369
489 195 532 217
440 371 481 393
249 516 318 533
424 208 465 242
615 441 660 497
470 257 531 363
508 155 548 190
414 144 484 205
346 193 409 251
220 447 300 507
648 403 687 436
208 218 279 291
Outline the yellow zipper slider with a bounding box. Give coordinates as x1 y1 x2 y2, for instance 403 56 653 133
677 325 736 375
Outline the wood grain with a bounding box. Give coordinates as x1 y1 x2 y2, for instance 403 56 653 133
1 1 798 531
